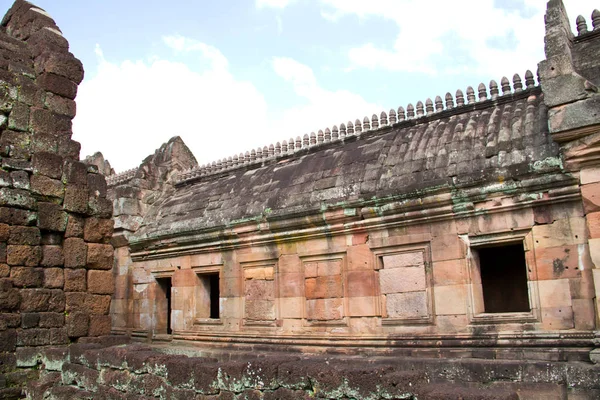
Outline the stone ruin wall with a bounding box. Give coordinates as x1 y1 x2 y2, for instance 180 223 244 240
108 120 594 353
0 0 598 399
0 1 114 398
115 177 596 358
101 136 197 334
22 337 600 399
101 2 600 365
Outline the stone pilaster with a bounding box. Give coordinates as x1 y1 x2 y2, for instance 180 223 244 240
538 0 600 360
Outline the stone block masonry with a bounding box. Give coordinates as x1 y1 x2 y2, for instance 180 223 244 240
0 1 114 398
21 337 600 399
0 0 598 398
97 0 600 375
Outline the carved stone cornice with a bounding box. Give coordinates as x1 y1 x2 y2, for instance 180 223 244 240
557 125 600 170
130 172 580 261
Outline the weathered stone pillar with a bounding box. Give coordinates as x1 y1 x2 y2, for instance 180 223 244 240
0 1 115 396
538 0 600 360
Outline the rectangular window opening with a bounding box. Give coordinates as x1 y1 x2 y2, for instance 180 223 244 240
476 242 530 313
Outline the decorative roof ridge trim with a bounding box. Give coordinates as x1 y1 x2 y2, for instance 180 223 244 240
575 9 600 37
174 72 540 187
106 168 137 186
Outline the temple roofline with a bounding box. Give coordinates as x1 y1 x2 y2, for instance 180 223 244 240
175 72 540 186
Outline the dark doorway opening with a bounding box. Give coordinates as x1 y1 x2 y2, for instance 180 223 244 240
156 277 172 334
208 273 220 319
477 243 530 313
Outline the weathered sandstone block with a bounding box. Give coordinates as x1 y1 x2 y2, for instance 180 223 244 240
64 214 84 238
40 245 64 267
63 237 86 268
87 270 114 295
64 268 86 292
66 312 89 338
0 188 36 210
10 266 43 287
8 226 40 245
86 243 113 270
37 202 68 231
305 276 343 299
19 289 64 313
29 108 72 136
83 217 113 243
7 244 41 266
42 268 64 289
306 298 343 320
30 176 64 198
0 263 8 278
37 72 78 100
63 185 89 214
0 279 21 312
61 160 87 185
88 314 111 336
0 207 37 226
32 151 63 179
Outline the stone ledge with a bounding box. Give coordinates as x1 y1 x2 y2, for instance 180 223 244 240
21 338 600 400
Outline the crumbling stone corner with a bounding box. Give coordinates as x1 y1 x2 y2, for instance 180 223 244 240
0 1 114 398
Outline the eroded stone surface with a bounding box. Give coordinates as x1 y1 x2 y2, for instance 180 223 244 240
2 0 600 399
21 339 600 400
0 2 114 398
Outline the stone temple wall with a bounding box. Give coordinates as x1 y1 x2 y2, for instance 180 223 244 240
0 0 599 398
0 1 114 398
103 0 600 368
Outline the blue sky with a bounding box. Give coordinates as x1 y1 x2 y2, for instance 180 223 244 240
1 0 596 172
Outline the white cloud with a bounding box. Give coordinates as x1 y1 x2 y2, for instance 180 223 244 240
256 0 295 9
270 57 382 137
319 0 599 77
73 41 269 172
72 2 600 172
273 57 317 93
73 43 378 172
163 35 229 70
320 10 338 22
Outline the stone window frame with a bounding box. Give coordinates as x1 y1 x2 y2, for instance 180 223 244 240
240 258 280 328
299 250 349 327
191 264 224 326
464 228 541 325
371 241 435 326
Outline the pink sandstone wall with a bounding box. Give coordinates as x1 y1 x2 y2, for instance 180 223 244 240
106 2 600 362
96 0 600 363
114 194 593 358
